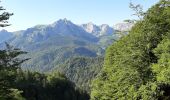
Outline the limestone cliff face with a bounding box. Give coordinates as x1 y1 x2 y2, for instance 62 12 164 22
81 22 115 37
113 22 134 32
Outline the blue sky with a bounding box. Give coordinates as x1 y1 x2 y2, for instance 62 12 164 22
1 0 159 32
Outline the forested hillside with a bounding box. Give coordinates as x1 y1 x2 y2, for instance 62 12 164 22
0 19 119 72
0 44 89 100
56 57 104 92
91 0 170 99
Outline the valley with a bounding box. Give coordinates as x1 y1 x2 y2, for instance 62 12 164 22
0 19 130 95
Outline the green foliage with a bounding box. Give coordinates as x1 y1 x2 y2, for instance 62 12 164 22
129 2 145 20
0 2 13 27
98 34 119 49
137 82 162 100
0 43 27 99
14 70 89 100
8 89 25 100
0 44 90 100
56 57 104 92
152 38 170 84
91 0 170 99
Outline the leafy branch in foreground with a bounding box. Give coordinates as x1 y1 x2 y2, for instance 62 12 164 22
123 2 146 25
129 2 146 20
0 43 30 69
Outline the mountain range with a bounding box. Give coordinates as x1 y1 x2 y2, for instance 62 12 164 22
0 18 133 44
0 18 132 72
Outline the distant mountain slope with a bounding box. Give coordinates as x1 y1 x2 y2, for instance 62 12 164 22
4 19 105 72
0 30 14 43
9 19 98 49
22 43 104 72
0 19 128 72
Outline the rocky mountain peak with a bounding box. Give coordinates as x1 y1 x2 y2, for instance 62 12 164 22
113 22 134 32
0 29 8 33
81 23 114 37
81 22 98 33
54 18 72 25
0 29 13 43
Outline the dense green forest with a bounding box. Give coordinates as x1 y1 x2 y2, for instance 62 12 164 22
91 0 170 99
0 44 89 100
56 57 104 92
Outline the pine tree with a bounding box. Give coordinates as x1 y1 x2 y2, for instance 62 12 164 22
0 2 25 99
0 43 29 99
0 2 13 27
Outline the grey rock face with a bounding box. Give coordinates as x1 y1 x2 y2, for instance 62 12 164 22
113 22 134 32
81 22 115 37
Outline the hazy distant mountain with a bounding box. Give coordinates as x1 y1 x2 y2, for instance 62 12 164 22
4 19 106 72
10 19 98 47
113 22 134 32
81 22 115 37
0 30 14 43
0 19 126 72
8 19 99 49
